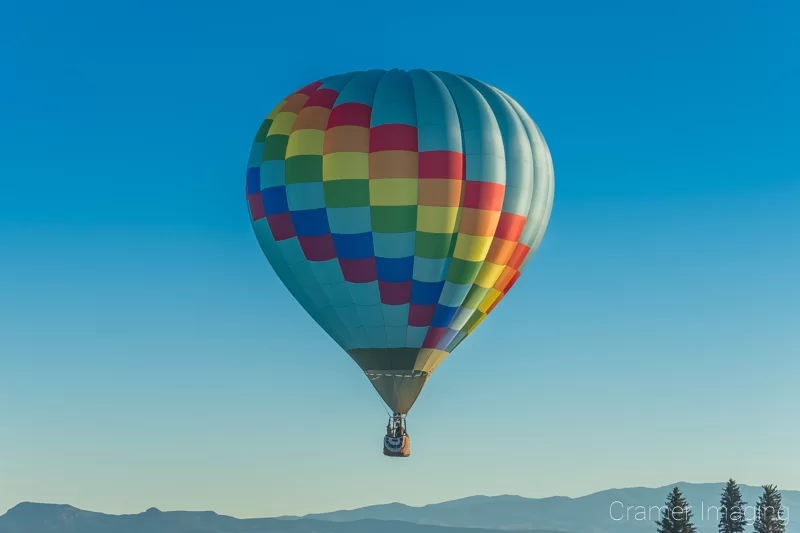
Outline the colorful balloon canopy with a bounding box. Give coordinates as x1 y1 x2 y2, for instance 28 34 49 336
246 69 553 415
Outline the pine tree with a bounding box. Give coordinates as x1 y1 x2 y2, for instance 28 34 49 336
754 485 786 533
719 479 748 533
656 486 697 533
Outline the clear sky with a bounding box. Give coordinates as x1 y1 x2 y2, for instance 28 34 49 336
1 0 798 520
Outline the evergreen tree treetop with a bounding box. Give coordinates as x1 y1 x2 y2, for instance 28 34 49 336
754 485 786 533
719 478 747 533
657 486 697 533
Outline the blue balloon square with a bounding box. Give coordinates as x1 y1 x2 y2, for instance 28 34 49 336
375 256 414 283
290 208 330 237
261 186 288 216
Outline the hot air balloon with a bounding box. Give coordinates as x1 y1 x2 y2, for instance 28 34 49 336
245 69 553 457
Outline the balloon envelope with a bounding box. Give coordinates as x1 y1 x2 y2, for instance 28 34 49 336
246 69 553 414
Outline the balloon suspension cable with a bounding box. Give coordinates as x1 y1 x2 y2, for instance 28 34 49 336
386 412 407 437
368 374 392 417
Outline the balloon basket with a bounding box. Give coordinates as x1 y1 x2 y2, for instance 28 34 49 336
383 413 411 457
383 434 411 457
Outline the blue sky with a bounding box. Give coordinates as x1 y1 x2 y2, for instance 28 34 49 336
1 0 798 519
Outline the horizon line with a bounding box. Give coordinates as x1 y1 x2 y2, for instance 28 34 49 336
4 480 798 520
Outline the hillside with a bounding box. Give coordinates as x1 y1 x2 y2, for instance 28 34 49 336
2 483 795 533
0 503 566 533
302 482 798 533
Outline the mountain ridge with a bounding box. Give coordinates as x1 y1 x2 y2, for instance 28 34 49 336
0 502 567 533
297 482 799 532
2 482 797 533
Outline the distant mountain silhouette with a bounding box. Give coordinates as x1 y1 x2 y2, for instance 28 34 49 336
2 483 796 533
0 502 567 533
300 482 799 533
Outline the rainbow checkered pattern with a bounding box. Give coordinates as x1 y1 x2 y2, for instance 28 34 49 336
246 69 553 414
